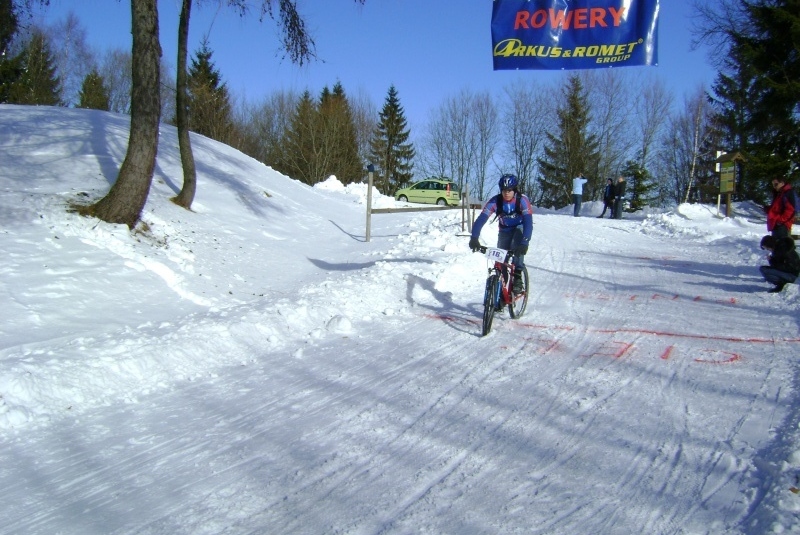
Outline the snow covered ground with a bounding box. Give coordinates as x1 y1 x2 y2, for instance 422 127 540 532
1 104 800 534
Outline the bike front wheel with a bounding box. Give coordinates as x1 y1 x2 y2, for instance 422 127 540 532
509 266 529 319
482 274 500 336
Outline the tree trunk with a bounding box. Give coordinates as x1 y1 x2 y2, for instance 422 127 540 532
86 0 161 228
172 0 196 210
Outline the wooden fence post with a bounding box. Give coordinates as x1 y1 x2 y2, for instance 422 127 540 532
366 165 374 242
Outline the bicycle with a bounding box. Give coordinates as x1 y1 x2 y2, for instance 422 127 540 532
475 245 529 336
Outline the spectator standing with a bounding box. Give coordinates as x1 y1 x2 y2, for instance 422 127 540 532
597 178 615 218
766 177 796 239
572 174 588 217
613 176 626 219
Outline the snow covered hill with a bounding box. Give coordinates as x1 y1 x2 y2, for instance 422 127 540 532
1 104 799 534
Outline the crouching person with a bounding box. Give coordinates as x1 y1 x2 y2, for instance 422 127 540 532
759 235 800 293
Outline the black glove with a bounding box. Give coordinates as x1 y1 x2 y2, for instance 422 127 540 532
515 244 528 256
469 236 481 251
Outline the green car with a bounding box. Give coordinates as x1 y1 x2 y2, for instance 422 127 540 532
394 178 461 206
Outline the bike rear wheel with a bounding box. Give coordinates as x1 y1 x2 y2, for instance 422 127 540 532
482 274 500 336
509 266 529 319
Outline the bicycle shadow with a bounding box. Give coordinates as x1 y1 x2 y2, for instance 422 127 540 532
405 274 485 336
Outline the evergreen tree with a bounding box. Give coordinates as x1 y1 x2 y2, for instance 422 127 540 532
0 52 21 103
276 83 363 185
281 90 322 184
77 69 110 111
187 40 235 144
708 52 765 203
320 81 363 183
621 159 658 211
0 0 18 103
537 75 599 208
733 0 800 180
6 29 61 105
369 85 414 195
0 0 16 56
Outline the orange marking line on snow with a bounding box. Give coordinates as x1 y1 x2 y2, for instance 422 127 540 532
541 339 563 354
694 350 742 364
427 316 799 345
613 342 634 358
592 327 799 344
522 325 800 344
660 345 675 360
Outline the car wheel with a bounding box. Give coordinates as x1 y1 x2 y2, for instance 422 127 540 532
436 198 447 206
398 195 408 202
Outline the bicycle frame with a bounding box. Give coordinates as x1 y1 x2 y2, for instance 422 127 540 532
476 245 529 336
485 247 516 309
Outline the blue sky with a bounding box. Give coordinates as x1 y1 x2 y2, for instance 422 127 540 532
36 1 715 129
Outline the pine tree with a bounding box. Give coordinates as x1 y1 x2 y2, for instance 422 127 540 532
281 90 322 184
369 85 414 195
733 0 800 180
621 159 658 211
537 75 599 208
320 82 363 183
6 30 61 105
708 55 764 203
0 0 15 56
78 69 110 111
187 41 235 144
0 0 18 103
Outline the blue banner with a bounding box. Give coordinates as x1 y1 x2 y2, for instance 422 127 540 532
492 0 659 70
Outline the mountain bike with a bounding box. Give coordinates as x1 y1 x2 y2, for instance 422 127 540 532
475 245 529 336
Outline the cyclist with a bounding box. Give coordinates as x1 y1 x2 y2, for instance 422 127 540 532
469 174 533 293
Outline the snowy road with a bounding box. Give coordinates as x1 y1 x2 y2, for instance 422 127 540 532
2 211 796 534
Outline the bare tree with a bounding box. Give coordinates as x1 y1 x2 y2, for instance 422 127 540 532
417 89 497 199
99 48 132 114
634 75 673 171
681 87 715 204
471 91 499 201
691 0 745 65
580 69 635 197
441 90 478 192
234 89 298 165
349 87 377 176
416 111 449 180
47 11 94 107
500 81 552 204
658 86 714 205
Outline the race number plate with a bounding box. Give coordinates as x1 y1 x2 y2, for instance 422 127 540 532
485 247 507 263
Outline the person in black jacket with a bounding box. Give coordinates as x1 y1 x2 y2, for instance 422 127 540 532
612 176 626 219
759 235 800 292
597 178 615 218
